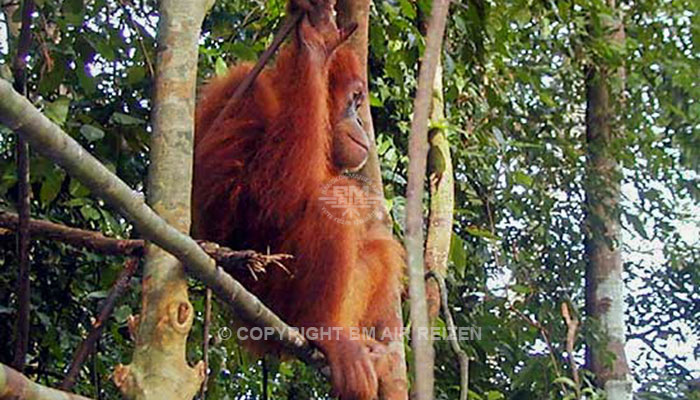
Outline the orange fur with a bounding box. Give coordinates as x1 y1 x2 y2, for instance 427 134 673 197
193 37 404 399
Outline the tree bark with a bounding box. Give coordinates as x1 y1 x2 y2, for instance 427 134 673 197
584 1 632 398
405 1 451 399
424 60 454 322
0 363 93 400
112 1 211 398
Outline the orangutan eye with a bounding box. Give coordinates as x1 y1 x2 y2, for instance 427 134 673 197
352 91 364 107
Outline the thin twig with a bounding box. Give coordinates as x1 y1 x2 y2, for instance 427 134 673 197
0 211 144 255
561 302 581 395
60 257 139 390
425 271 469 400
197 241 293 280
262 357 268 400
209 9 303 130
118 0 154 77
509 304 568 393
200 288 212 399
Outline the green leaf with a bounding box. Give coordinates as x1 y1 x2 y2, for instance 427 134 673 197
113 305 132 323
540 91 556 107
63 0 84 25
69 178 91 197
110 112 144 126
80 204 101 220
369 92 383 107
92 37 116 61
485 391 505 400
40 169 65 205
449 233 467 277
62 198 89 207
45 97 71 125
228 43 258 61
215 57 229 77
76 60 97 95
511 284 532 294
127 66 146 85
398 0 416 19
85 290 109 300
466 226 499 241
467 390 484 400
513 170 533 187
80 124 105 142
625 213 648 240
553 376 578 389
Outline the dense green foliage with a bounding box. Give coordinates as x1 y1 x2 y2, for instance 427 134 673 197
0 0 697 399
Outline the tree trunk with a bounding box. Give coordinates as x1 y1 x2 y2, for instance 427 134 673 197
405 1 451 398
9 0 34 373
112 1 210 398
584 1 632 398
336 1 409 398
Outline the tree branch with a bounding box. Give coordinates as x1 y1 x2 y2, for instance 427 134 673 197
0 211 144 255
561 302 581 395
200 288 212 399
0 211 291 278
60 257 139 391
0 363 93 400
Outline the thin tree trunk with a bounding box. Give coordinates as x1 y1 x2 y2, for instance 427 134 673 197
336 1 409 398
405 1 451 399
112 1 210 398
10 0 34 373
424 60 454 322
584 1 632 398
336 0 385 215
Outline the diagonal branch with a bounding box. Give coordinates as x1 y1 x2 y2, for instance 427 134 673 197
60 257 139 391
0 363 93 400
